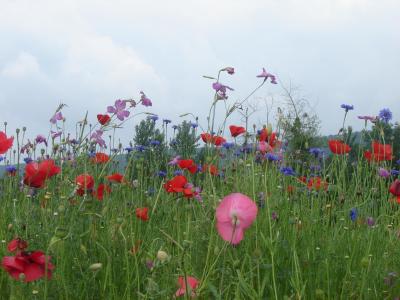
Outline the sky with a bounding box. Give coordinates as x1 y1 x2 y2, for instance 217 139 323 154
0 0 399 145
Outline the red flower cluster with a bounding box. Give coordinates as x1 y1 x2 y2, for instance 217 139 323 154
364 141 392 162
136 207 149 221
91 152 110 164
75 174 95 196
106 173 125 183
202 164 218 176
2 238 54 282
328 140 351 154
259 128 278 148
229 125 246 138
164 175 200 199
97 114 111 125
200 133 226 146
178 159 197 174
23 159 60 188
0 131 13 154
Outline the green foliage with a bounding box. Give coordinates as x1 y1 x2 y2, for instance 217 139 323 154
170 121 198 158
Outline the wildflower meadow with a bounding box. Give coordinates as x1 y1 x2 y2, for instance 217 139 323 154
0 66 399 300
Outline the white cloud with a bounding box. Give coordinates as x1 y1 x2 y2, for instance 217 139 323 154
1 52 41 78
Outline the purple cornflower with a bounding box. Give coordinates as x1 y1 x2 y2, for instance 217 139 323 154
0 156 4 162
379 108 392 123
350 208 358 222
125 146 134 153
172 125 178 130
163 119 171 124
391 169 399 176
212 82 234 100
168 155 181 166
140 91 152 107
50 111 63 124
107 99 130 121
90 130 107 148
189 122 198 129
341 104 354 112
396 159 400 165
256 68 277 84
35 135 48 146
148 115 158 122
157 170 167 178
135 145 146 152
280 166 296 176
266 153 281 162
378 167 390 178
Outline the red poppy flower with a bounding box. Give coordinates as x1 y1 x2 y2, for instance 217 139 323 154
229 125 246 138
259 128 277 147
93 184 111 201
389 179 400 203
75 174 94 196
307 177 328 191
2 250 54 282
7 238 28 253
164 175 187 193
175 276 199 297
135 207 149 221
213 136 226 146
97 114 111 125
0 131 13 154
178 159 197 174
106 173 124 183
364 141 392 162
200 133 212 143
202 164 218 176
91 152 110 164
328 140 351 154
23 160 60 188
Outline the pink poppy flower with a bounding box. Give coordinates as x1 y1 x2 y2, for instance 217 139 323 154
216 193 258 245
175 276 199 298
256 68 277 84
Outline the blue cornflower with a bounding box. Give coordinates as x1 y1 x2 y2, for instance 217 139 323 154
150 140 160 146
280 166 296 176
170 139 177 146
172 125 178 130
266 153 280 162
391 169 400 176
157 170 167 177
135 145 146 152
125 146 134 153
241 144 253 154
23 157 33 164
0 156 4 162
189 122 198 129
341 104 354 112
309 147 323 158
397 159 400 165
309 164 321 172
5 165 17 174
163 119 171 124
148 115 159 122
88 151 96 158
222 142 234 150
173 170 183 176
379 108 392 123
350 208 358 222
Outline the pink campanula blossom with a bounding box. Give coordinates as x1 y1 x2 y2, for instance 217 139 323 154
90 130 107 148
140 91 152 107
216 193 258 245
50 112 63 124
168 155 181 166
35 135 47 147
107 100 130 121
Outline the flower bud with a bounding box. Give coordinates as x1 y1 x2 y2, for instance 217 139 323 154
89 263 102 271
157 250 168 262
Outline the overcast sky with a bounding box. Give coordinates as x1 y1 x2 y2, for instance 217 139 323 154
0 0 399 144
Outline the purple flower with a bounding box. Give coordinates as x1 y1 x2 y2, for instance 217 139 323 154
309 147 323 158
135 145 146 152
157 170 167 177
150 140 160 146
341 104 354 112
51 131 62 139
396 159 400 166
172 125 178 130
272 211 278 220
280 166 296 176
357 115 376 122
35 135 48 146
90 130 107 148
223 67 235 75
23 157 33 164
0 156 4 162
50 112 63 124
212 82 234 100
366 217 375 227
107 100 130 121
173 170 183 176
140 91 152 107
163 119 171 124
5 165 16 174
379 108 392 123
222 142 234 150
168 155 181 166
125 146 134 153
189 122 198 129
378 167 390 178
266 153 281 162
391 169 400 176
256 68 277 84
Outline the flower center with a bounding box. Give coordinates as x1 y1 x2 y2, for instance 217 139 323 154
230 210 240 226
